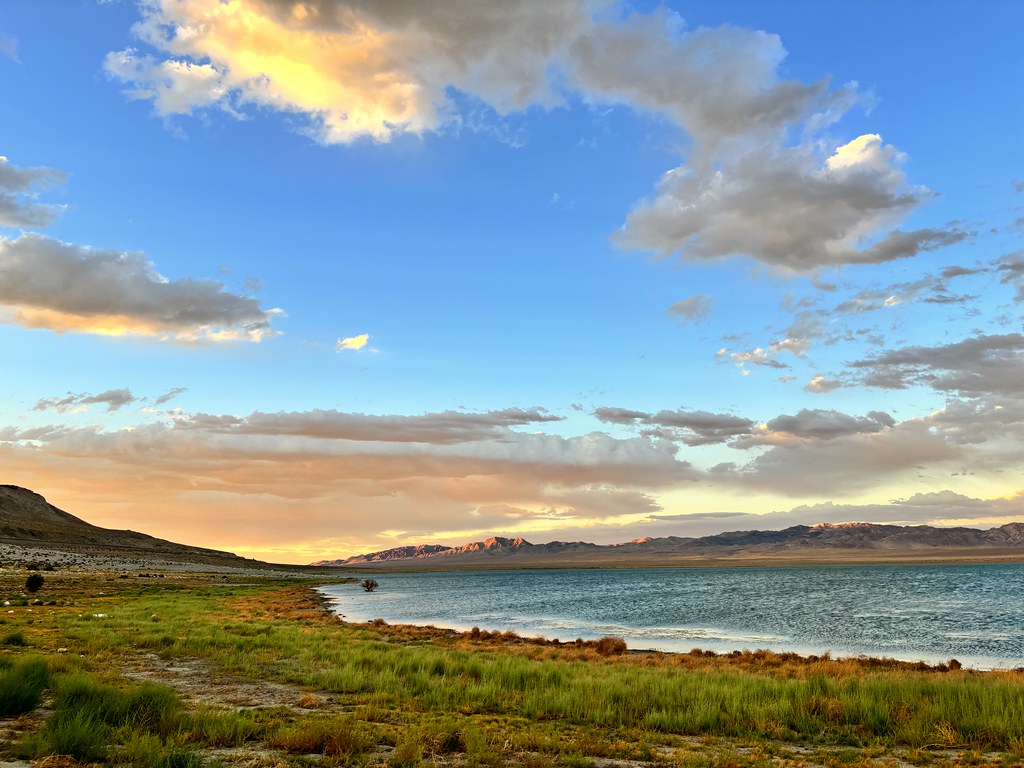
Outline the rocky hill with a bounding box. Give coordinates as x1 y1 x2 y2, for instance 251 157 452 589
314 521 1024 569
0 484 257 568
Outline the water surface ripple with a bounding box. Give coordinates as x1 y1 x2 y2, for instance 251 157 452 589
318 564 1024 669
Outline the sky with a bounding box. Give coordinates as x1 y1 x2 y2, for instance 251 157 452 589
1 0 1023 564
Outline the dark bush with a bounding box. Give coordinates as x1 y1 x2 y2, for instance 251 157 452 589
361 578 379 592
25 573 45 593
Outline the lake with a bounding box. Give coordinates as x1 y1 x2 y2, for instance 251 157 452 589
317 563 1024 670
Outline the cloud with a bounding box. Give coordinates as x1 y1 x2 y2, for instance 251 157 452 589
2 396 1019 559
594 406 754 446
719 419 960 496
667 294 711 320
0 155 66 228
0 33 19 64
105 0 589 143
633 490 1024 541
0 409 694 559
760 409 894 441
104 3 947 274
105 49 230 116
747 491 1024 532
617 135 964 271
153 387 188 406
106 0 831 159
718 345 790 371
337 333 369 351
33 388 137 414
565 10 828 166
940 265 986 279
834 264 982 315
175 406 565 444
996 252 1024 302
804 375 842 393
927 396 1024 447
850 334 1024 397
0 233 281 341
33 386 189 414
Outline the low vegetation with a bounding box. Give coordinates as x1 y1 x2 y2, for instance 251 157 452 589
24 572 45 593
0 656 50 716
0 569 1021 767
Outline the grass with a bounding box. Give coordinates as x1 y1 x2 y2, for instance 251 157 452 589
0 570 1022 767
268 712 377 756
1 629 27 646
0 655 50 716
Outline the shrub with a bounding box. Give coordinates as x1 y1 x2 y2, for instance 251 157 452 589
361 578 380 592
25 573 45 593
593 636 628 656
1 630 27 646
0 657 50 716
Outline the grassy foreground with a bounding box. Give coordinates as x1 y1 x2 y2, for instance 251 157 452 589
0 570 1022 767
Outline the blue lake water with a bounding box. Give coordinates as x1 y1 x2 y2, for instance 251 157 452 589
317 563 1024 670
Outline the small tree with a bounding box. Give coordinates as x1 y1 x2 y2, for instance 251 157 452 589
360 579 379 593
25 574 45 594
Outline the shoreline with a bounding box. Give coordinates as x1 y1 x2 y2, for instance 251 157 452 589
328 547 1024 572
5 577 1023 765
313 584 1022 674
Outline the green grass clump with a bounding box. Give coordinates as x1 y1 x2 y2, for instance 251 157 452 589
268 713 375 756
45 707 111 762
156 746 204 768
179 706 266 747
0 656 50 716
28 674 184 761
55 674 181 734
1 629 27 645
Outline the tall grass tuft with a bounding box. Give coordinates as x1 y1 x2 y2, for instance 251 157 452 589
1 630 27 646
0 656 50 716
269 713 375 756
156 746 204 768
30 674 184 761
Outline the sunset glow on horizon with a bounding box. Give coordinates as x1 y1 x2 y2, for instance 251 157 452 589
2 1 1023 563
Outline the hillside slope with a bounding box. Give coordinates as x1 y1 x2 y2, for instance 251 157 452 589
0 484 249 567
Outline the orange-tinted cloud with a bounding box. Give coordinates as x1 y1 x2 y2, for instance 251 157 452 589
0 233 282 341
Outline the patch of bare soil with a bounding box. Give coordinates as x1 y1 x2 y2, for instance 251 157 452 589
121 653 329 711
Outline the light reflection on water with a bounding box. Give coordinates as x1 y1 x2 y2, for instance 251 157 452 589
317 563 1024 670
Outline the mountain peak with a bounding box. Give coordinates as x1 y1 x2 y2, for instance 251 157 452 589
312 521 1024 568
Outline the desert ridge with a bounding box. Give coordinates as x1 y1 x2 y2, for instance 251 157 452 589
313 523 1024 570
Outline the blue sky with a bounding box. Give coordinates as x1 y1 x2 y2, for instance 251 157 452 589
1 0 1023 563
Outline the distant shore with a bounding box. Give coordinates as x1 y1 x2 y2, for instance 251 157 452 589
331 546 1024 572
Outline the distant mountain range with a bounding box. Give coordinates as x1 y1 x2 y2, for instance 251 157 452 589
313 523 1024 569
6 483 1024 571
